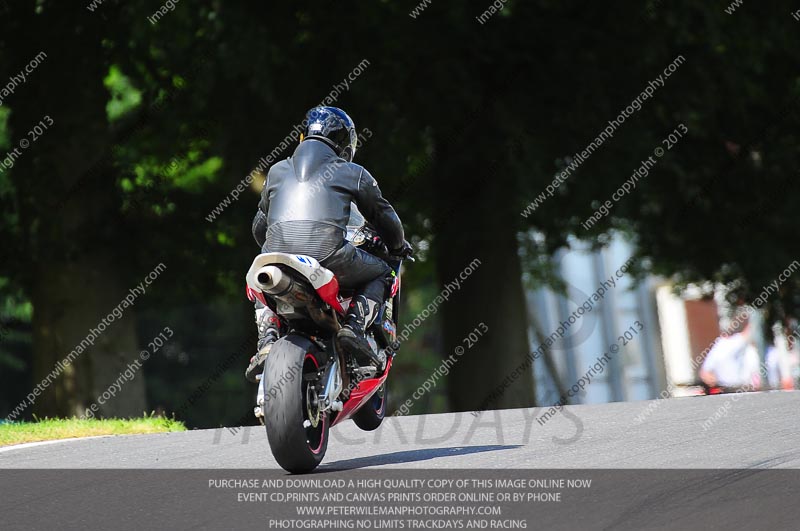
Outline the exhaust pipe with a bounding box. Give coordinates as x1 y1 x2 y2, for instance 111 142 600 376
254 265 291 295
253 264 316 307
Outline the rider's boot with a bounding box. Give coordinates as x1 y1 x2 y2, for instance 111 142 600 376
337 294 383 367
245 304 280 383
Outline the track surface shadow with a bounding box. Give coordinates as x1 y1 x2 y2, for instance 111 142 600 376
317 444 521 472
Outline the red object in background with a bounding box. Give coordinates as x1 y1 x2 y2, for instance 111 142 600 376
685 298 721 378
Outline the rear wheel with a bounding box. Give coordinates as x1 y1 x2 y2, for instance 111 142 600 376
352 382 386 431
263 335 328 473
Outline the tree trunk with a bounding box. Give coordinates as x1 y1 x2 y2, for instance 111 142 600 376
433 135 536 412
31 259 147 418
9 2 147 418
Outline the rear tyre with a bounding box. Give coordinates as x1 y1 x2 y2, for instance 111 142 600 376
352 382 386 431
263 335 328 473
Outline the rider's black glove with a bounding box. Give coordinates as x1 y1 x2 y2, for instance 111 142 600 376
392 239 413 259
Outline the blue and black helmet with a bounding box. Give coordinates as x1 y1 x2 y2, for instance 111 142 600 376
303 106 358 162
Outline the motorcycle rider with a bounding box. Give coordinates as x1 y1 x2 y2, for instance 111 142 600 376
245 106 410 382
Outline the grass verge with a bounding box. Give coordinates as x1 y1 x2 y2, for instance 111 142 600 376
0 415 186 447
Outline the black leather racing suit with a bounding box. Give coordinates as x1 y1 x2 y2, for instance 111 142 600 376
252 139 404 303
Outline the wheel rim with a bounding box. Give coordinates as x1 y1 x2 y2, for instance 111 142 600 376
302 354 326 454
306 383 321 429
372 383 386 416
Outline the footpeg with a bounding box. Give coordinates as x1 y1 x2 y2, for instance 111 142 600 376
376 349 387 371
354 366 378 379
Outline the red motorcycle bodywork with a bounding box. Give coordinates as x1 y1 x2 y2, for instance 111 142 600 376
331 357 393 427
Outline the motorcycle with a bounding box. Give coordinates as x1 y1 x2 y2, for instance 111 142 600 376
244 223 410 473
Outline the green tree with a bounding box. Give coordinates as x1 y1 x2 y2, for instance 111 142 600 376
3 1 799 424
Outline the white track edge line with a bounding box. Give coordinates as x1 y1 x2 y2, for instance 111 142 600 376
0 435 113 454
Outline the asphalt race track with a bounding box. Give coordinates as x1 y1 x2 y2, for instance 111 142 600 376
4 392 800 530
2 391 799 469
